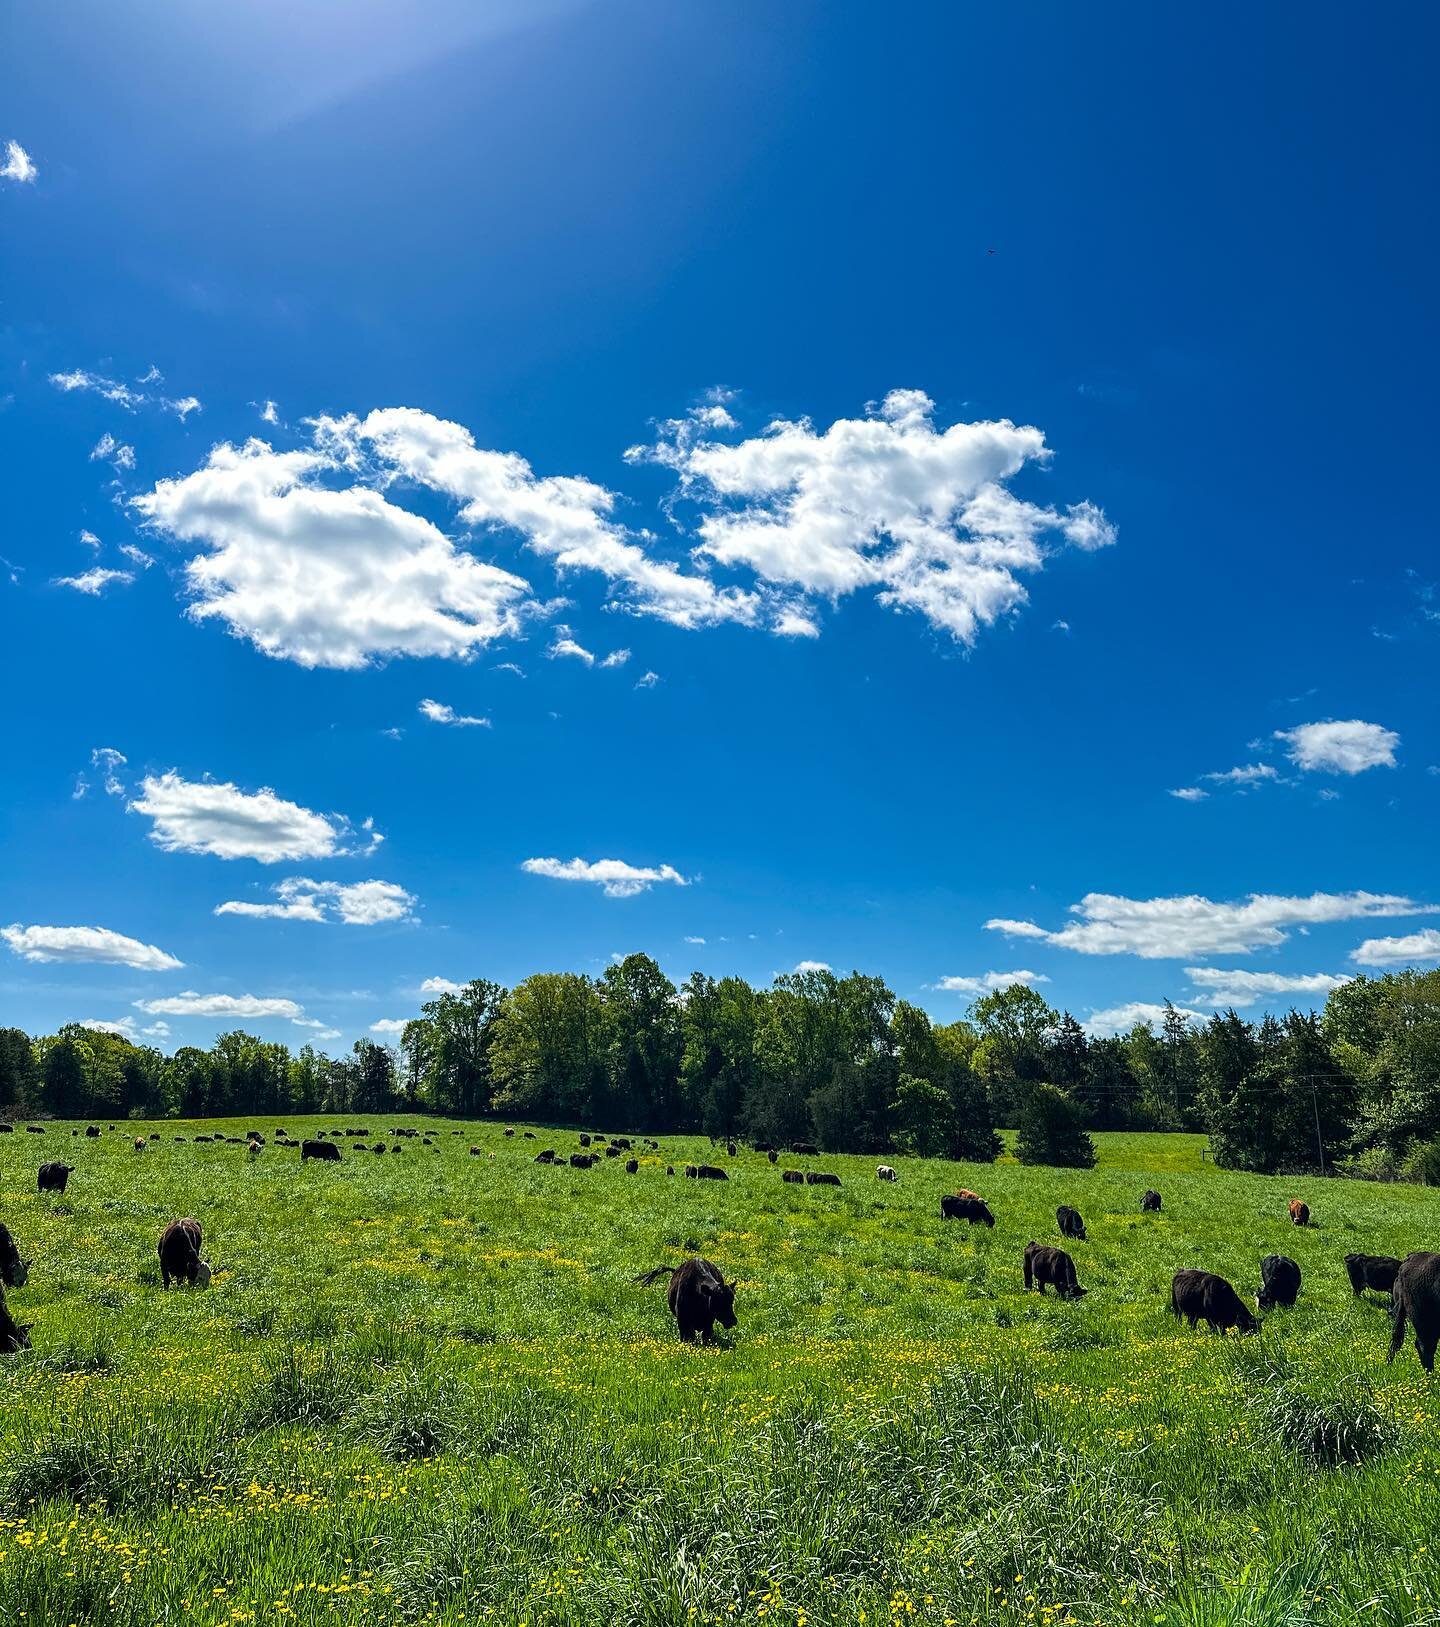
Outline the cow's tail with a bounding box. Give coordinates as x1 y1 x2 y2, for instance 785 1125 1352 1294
634 1264 673 1288
1388 1292 1408 1364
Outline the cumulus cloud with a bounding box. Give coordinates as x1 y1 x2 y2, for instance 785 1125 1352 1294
1 140 37 183
600 648 630 669
119 544 155 569
129 772 372 863
1276 720 1399 775
50 368 200 417
90 432 136 471
636 388 1114 643
1203 764 1281 788
418 698 489 727
1183 967 1351 1008
1350 929 1440 967
934 969 1050 995
2 923 182 971
1083 1002 1209 1038
370 1018 408 1034
547 632 595 665
80 1016 171 1039
791 960 832 974
635 670 660 689
54 567 134 596
987 890 1429 960
133 991 302 1019
1170 787 1208 802
420 976 465 995
521 856 691 898
215 877 416 925
92 746 127 796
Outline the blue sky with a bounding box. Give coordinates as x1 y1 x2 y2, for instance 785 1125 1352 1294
3 0 1438 1050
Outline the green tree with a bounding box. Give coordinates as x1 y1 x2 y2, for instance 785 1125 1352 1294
679 973 761 1138
969 983 1057 1121
1014 1082 1096 1167
0 1028 38 1112
402 979 506 1117
489 972 607 1123
599 954 682 1129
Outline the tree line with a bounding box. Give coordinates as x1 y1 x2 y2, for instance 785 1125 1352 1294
3 958 1439 1175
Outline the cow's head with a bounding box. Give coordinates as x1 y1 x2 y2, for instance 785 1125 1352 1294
2 1323 32 1353
1063 1285 1088 1300
10 1259 29 1288
1237 1304 1260 1335
705 1275 738 1330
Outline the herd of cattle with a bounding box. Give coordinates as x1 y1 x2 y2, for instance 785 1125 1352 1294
0 1122 1437 1365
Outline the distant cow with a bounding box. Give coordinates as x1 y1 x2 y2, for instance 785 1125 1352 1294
612 1138 633 1151
470 1146 482 1157
158 1218 211 1288
37 1162 74 1194
301 1139 341 1162
805 1171 841 1186
579 1134 591 1147
1345 1253 1400 1298
247 1139 262 1156
0 1287 31 1353
876 1165 898 1182
134 1137 146 1153
1389 1252 1440 1371
85 1126 101 1139
504 1128 515 1137
696 1165 728 1181
636 1257 737 1344
522 1131 536 1139
782 1170 805 1184
791 1142 817 1156
25 1125 45 1135
1288 1199 1310 1227
684 1164 699 1178
372 1144 386 1155
767 1150 779 1164
1257 1254 1302 1310
1056 1206 1087 1241
727 1141 737 1157
941 1194 994 1226
754 1143 774 1154
1141 1189 1162 1212
1171 1269 1258 1335
955 1189 983 1202
0 1124 11 1134
1023 1242 1086 1299
625 1158 638 1174
0 1223 30 1289
534 1149 556 1164
570 1153 596 1169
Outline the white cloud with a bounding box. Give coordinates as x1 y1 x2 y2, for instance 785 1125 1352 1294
1083 1002 1209 1038
1183 967 1351 1008
90 432 136 471
257 400 279 424
521 856 691 898
50 368 200 417
637 388 1114 643
791 959 832 974
91 746 127 796
1276 720 1399 775
1 141 37 183
987 890 1429 960
934 969 1050 995
420 976 465 994
635 670 660 688
119 544 154 569
495 662 525 677
419 698 490 727
773 606 821 638
216 877 416 925
130 771 370 863
54 567 134 596
600 648 630 668
79 530 101 549
80 1017 136 1036
548 632 595 665
1350 929 1440 968
133 439 536 669
1203 763 1280 787
134 991 302 1019
683 935 706 945
1170 787 1208 802
292 1018 342 1041
2 923 182 971
370 1018 408 1034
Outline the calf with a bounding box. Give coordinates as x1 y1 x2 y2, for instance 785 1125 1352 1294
0 1223 30 1289
37 1162 74 1194
1257 1254 1302 1310
636 1258 737 1344
0 1287 31 1353
941 1194 994 1226
805 1171 841 1186
1344 1253 1400 1298
134 1137 146 1153
1024 1241 1086 1299
955 1189 984 1203
727 1141 737 1157
625 1158 639 1174
1288 1198 1310 1227
1389 1252 1440 1372
1171 1269 1258 1335
696 1165 728 1180
767 1149 779 1164
1056 1205 1087 1241
782 1169 805 1183
470 1145 482 1156
876 1165 898 1182
158 1218 211 1288
301 1139 341 1162
1141 1189 1162 1212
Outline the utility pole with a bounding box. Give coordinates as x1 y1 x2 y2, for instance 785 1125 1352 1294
1310 1079 1326 1175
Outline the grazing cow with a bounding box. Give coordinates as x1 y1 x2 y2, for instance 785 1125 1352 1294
605 1145 622 1159
1023 1242 1086 1299
26 1125 45 1134
696 1165 728 1181
767 1150 779 1164
684 1164 699 1178
534 1149 556 1164
782 1170 805 1184
579 1134 591 1147
1056 1206 1087 1241
37 1162 74 1194
754 1143 775 1154
792 1142 818 1156
1288 1199 1310 1227
523 1131 536 1139
1257 1254 1302 1310
0 1223 30 1289
1344 1253 1401 1298
85 1126 101 1138
1171 1269 1258 1335
0 1287 31 1353
504 1128 515 1137
727 1141 737 1157
612 1138 633 1151
134 1137 146 1153
955 1189 983 1202
666 1166 675 1176
1141 1189 1162 1212
158 1218 211 1288
941 1194 994 1227
373 1144 387 1156
625 1157 639 1174
805 1171 841 1186
470 1146 482 1156
0 1123 11 1133
149 1133 160 1141
570 1153 596 1169
245 1132 265 1146
1388 1252 1440 1372
301 1139 341 1162
876 1165 898 1182
247 1139 262 1156
635 1257 737 1344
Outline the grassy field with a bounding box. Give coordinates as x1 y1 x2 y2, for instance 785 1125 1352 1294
0 1120 1436 1627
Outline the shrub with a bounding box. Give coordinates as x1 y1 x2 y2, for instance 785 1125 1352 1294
1402 1136 1440 1187
1015 1083 1097 1168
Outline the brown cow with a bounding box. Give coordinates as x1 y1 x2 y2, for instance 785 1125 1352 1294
1023 1242 1086 1299
1388 1252 1440 1371
636 1258 737 1343
134 1137 147 1153
1288 1199 1310 1227
158 1218 211 1288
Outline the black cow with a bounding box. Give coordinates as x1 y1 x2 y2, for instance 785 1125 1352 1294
767 1149 778 1164
726 1141 737 1157
1389 1252 1440 1372
534 1149 556 1164
791 1142 818 1156
85 1126 101 1139
1056 1206 1087 1241
1171 1269 1258 1335
696 1165 728 1180
636 1257 737 1344
1345 1253 1401 1298
805 1171 840 1186
0 1287 31 1353
754 1143 774 1154
941 1194 994 1226
570 1153 596 1169
373 1144 386 1155
579 1134 591 1147
1023 1241 1086 1299
158 1218 210 1288
782 1170 805 1184
37 1162 74 1194
1257 1254 1302 1310
625 1158 639 1174
684 1164 699 1178
26 1125 45 1135
0 1123 11 1133
0 1223 30 1289
612 1138 632 1151
301 1139 341 1162
1141 1189 1162 1212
